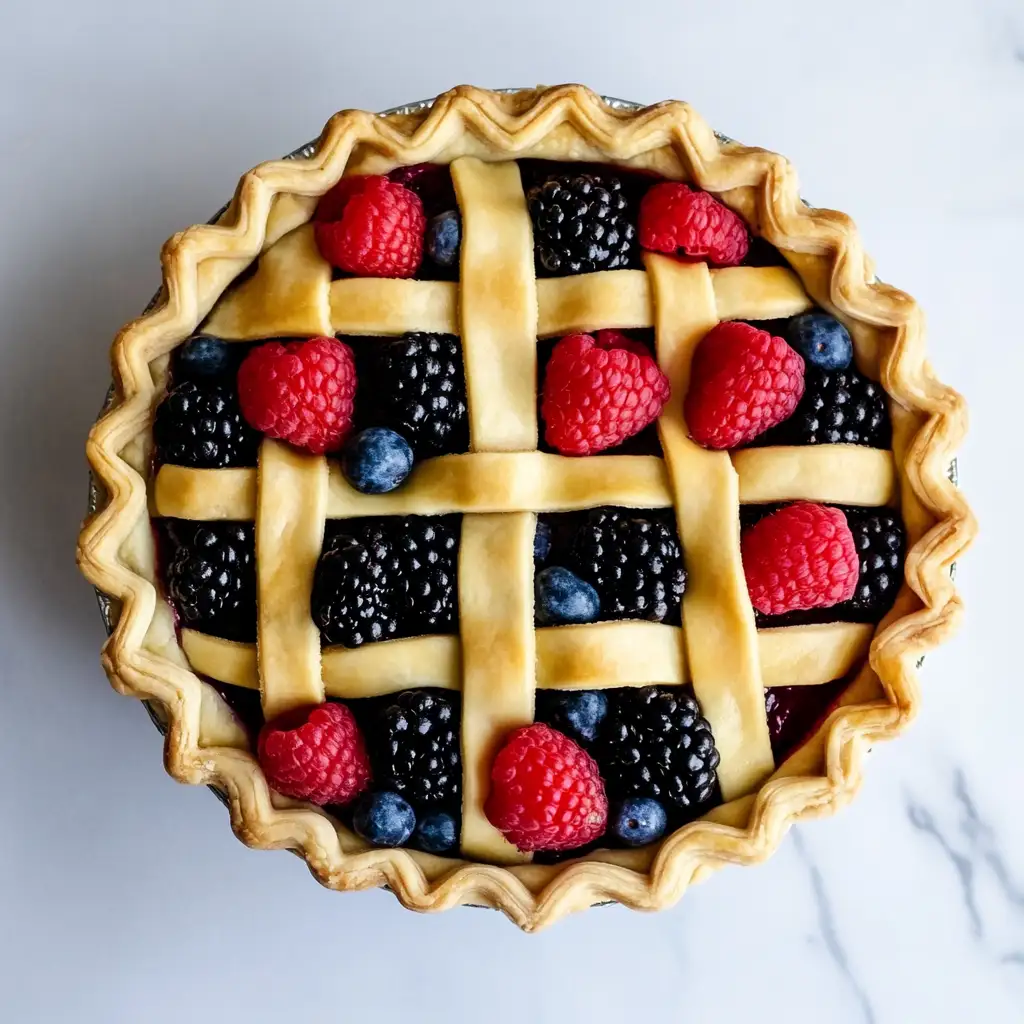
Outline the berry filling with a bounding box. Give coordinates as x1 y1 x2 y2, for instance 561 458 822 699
158 520 256 642
313 515 460 646
533 508 685 627
347 332 469 458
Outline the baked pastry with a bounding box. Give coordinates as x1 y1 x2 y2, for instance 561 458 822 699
78 85 973 930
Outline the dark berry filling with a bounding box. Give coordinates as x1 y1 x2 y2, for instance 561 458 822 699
766 679 850 764
387 163 459 282
154 380 260 469
535 507 685 626
313 515 460 646
159 519 256 642
348 333 469 458
528 172 638 275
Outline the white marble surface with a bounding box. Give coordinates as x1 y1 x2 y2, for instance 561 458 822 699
0 0 1020 1020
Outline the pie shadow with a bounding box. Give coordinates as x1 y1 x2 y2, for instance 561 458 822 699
0 199 191 677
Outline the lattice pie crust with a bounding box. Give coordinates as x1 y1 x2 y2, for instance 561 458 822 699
77 86 973 930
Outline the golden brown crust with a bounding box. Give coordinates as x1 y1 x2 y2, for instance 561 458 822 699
77 84 974 931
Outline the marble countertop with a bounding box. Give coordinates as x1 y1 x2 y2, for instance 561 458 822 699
0 0 1020 1020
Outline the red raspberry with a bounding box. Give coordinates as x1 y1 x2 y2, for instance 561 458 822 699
742 502 860 615
314 175 425 278
685 321 805 449
485 723 608 852
639 182 750 266
592 328 653 361
238 336 356 454
542 332 671 456
258 702 372 806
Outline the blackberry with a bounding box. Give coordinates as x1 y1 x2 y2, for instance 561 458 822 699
364 333 468 457
154 380 260 468
314 516 458 645
312 536 398 647
165 522 256 641
528 173 636 275
390 515 460 635
597 687 720 814
376 690 461 810
766 366 890 447
849 512 905 615
570 509 686 622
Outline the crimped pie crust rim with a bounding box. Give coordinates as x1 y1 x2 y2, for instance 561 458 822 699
76 84 974 930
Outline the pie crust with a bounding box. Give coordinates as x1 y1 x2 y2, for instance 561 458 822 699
77 85 974 930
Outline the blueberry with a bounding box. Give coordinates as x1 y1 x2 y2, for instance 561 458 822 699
413 811 458 854
786 312 853 371
342 428 414 494
176 335 231 379
426 210 461 268
544 690 608 744
352 791 416 847
534 521 552 565
612 797 668 847
535 566 600 625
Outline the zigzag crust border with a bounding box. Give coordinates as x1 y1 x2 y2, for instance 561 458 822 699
77 85 974 931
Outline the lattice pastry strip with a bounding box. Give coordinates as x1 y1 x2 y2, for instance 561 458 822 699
451 157 539 452
646 254 774 799
180 621 876 697
154 446 897 520
458 513 537 864
255 440 328 720
201 246 814 342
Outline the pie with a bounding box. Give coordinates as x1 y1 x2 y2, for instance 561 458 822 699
78 85 973 930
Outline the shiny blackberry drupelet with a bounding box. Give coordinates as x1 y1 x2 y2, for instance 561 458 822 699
154 380 260 468
527 173 636 275
389 516 460 635
375 690 461 811
764 365 890 448
597 687 720 814
849 512 906 615
570 509 686 623
312 536 398 647
165 522 256 642
313 516 459 645
361 333 468 457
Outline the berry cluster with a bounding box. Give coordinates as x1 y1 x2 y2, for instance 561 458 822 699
489 685 721 853
257 689 462 855
741 504 906 625
533 508 686 628
254 683 723 857
684 311 891 452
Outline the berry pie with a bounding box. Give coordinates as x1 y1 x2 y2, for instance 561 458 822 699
78 86 973 930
